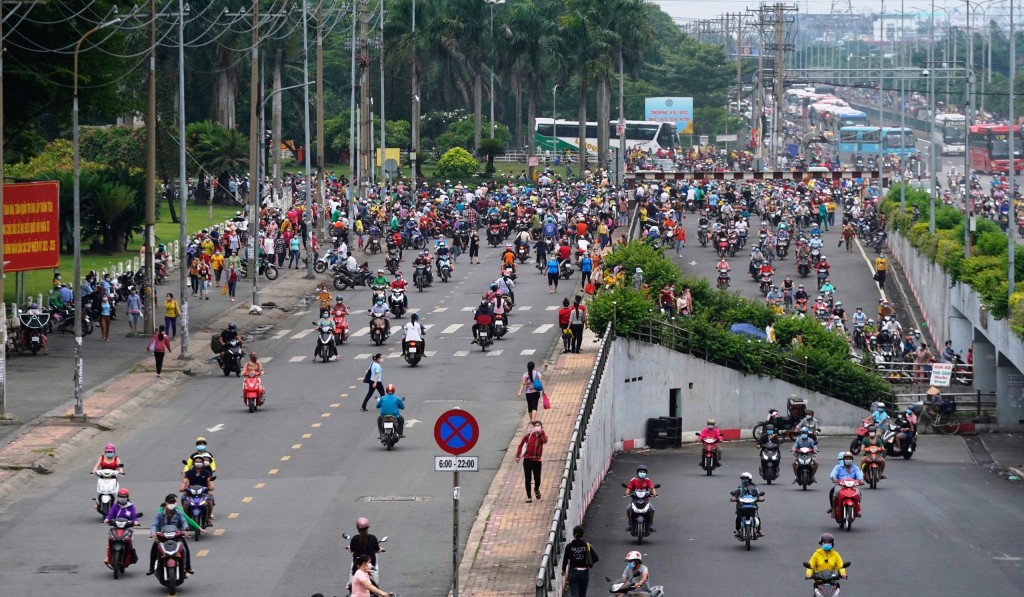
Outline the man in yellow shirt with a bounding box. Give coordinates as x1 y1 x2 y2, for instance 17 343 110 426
874 255 888 289
805 533 848 581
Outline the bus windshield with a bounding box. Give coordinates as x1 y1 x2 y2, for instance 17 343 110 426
989 133 1024 159
942 126 965 143
884 131 916 148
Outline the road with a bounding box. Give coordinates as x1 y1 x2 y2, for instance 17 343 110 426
0 242 565 596
582 437 1024 595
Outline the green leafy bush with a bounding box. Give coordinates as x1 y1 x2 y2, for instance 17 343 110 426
79 127 146 169
435 147 478 180
588 286 654 336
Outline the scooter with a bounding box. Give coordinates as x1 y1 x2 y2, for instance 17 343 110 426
242 372 266 412
559 259 575 280
380 415 401 450
438 256 453 283
699 436 720 476
609 579 665 597
794 447 816 490
476 324 493 352
182 485 213 540
218 338 243 377
94 469 120 518
333 311 350 344
621 482 661 545
803 561 851 597
493 313 508 340
758 442 781 484
343 533 390 596
314 322 338 362
862 446 885 489
153 525 187 595
733 492 764 551
847 416 874 455
389 289 406 318
413 264 432 291
833 479 863 531
106 515 142 579
370 315 389 346
404 340 423 367
516 244 529 263
717 269 731 290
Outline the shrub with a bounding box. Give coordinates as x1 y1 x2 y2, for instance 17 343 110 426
79 127 146 169
435 147 478 180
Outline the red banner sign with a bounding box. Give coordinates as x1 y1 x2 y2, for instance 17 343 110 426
3 181 61 272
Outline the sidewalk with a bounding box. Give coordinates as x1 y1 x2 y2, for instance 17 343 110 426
459 328 599 597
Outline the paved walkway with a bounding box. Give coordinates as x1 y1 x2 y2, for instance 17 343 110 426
459 327 600 596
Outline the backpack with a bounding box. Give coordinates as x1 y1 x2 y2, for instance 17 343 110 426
531 371 543 392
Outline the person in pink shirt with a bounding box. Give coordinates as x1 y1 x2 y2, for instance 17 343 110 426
697 418 725 468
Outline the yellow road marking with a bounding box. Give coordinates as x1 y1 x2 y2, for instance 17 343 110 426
340 393 349 398
292 444 302 449
311 423 321 428
331 403 341 408
228 513 239 519
242 497 253 503
280 455 291 461
321 412 331 418
196 549 210 557
254 483 265 489
213 528 225 536
268 468 279 475
302 433 312 438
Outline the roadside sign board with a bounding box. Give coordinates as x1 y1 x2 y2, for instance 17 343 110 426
435 455 479 472
434 409 479 455
929 363 953 387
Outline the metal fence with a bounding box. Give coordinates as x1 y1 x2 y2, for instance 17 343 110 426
535 322 613 597
891 390 997 419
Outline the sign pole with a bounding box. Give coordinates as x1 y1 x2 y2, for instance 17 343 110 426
453 469 460 597
434 408 479 597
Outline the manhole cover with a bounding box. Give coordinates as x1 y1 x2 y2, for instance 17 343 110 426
37 565 78 574
964 436 994 465
362 496 429 502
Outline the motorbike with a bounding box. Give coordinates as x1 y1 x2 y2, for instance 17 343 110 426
380 414 401 450
476 324 493 352
717 239 730 258
370 315 388 346
370 283 389 306
153 525 187 594
404 339 422 367
803 561 851 597
385 249 401 275
698 225 709 247
848 416 874 455
333 312 350 344
699 436 719 476
314 323 338 361
516 244 529 263
94 469 120 518
797 256 810 278
759 274 773 296
776 238 789 259
413 264 432 291
240 256 279 281
758 441 781 484
794 447 816 490
717 269 731 290
17 311 49 355
388 289 406 318
106 515 142 579
733 492 764 551
620 482 661 545
833 479 862 531
342 533 389 594
559 259 575 280
609 580 665 597
862 445 885 489
182 485 213 539
242 372 266 412
365 236 383 255
334 264 374 291
852 323 866 349
313 250 341 274
218 338 244 377
487 224 502 247
438 256 453 283
884 418 916 460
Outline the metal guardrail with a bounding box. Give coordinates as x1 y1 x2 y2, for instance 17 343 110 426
535 322 613 597
868 359 974 386
891 390 997 419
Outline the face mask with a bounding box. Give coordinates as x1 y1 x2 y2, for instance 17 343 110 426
196 445 206 452
627 562 635 569
194 463 204 469
117 498 128 506
844 459 853 466
707 425 714 430
637 472 647 479
105 452 115 458
165 505 177 513
868 432 876 438
822 543 833 551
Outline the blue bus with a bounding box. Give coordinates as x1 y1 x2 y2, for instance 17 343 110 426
881 127 917 156
835 109 868 128
838 126 880 155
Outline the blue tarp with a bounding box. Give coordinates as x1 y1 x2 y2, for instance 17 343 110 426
729 323 767 340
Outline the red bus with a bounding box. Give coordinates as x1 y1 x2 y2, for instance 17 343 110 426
967 124 1023 174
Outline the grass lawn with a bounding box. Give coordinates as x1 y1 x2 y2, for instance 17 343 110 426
4 203 238 304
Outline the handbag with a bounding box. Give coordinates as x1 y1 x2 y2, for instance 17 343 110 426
221 284 228 296
542 392 551 410
532 372 543 392
363 366 373 384
147 339 157 352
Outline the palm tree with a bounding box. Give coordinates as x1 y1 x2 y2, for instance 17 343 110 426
435 0 489 150
556 0 605 172
499 0 555 172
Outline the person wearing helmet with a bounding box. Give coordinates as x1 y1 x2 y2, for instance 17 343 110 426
501 242 517 275
349 517 383 575
183 438 217 473
218 322 242 362
368 294 392 338
791 427 819 480
92 443 125 476
827 452 864 515
472 298 495 342
697 419 724 468
243 352 265 377
435 239 452 275
756 424 781 449
869 402 889 426
729 472 765 537
618 551 652 595
623 465 658 532
333 294 350 318
402 313 426 357
412 250 434 286
180 453 216 523
797 409 820 441
103 487 141 569
495 270 516 306
805 533 847 581
148 494 194 575
371 268 389 298
375 383 406 438
859 425 886 479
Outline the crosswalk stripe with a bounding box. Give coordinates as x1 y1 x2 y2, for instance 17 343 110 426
354 353 372 360
454 350 470 357
272 329 291 339
520 349 536 355
546 305 559 311
425 351 437 356
261 357 274 363
517 305 532 311
291 328 315 339
533 324 554 334
288 356 306 362
461 306 475 312
507 324 523 334
423 324 434 331
386 353 402 358
433 307 448 312
351 327 370 337
441 324 463 334
487 350 504 356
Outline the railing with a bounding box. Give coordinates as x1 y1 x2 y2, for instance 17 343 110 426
869 359 974 386
535 322 613 597
891 390 998 420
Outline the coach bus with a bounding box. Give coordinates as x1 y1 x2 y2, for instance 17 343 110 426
967 124 1023 174
933 113 966 155
534 118 678 154
838 126 880 155
881 127 918 157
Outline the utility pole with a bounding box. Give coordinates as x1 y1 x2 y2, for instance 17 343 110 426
411 0 419 185
248 0 260 307
358 0 372 202
316 0 326 241
765 3 796 168
144 0 157 336
748 6 766 170
736 13 744 147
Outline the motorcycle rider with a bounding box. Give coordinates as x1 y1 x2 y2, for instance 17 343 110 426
333 294 350 318
791 427 819 481
436 240 452 274
869 402 890 427
860 425 887 479
618 551 653 596
183 437 216 473
471 299 494 343
103 488 140 567
389 273 409 308
892 407 918 454
243 352 265 377
729 472 764 537
92 443 125 476
495 271 515 306
348 517 383 575
623 464 658 532
716 256 731 280
179 454 215 523
370 268 389 302
412 250 433 285
501 243 518 277
376 383 406 438
368 297 392 338
698 418 725 468
793 284 809 303
756 424 781 449
805 533 847 582
147 494 194 575
402 313 426 357
827 452 864 516
797 409 820 441
218 322 242 363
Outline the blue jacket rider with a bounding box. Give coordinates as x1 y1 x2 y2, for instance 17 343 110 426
148 494 193 575
376 385 406 438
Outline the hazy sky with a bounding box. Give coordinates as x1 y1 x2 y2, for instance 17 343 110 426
651 0 1004 23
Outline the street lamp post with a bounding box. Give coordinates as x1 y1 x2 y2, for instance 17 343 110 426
302 0 314 279
1008 0 1016 298
72 16 122 416
552 84 559 163
485 0 505 139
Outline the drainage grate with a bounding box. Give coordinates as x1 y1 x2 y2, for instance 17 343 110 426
37 565 78 574
963 436 995 466
362 495 429 502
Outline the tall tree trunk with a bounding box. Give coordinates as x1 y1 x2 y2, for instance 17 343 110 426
272 48 283 202
473 65 483 149
514 85 523 150
527 88 537 181
213 45 237 128
577 80 588 173
596 77 607 171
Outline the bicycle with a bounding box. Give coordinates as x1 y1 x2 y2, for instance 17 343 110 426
921 401 961 435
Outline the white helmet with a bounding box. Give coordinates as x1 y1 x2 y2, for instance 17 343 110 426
624 550 642 562
740 472 753 481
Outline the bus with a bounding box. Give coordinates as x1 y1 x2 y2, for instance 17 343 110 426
933 114 966 155
838 126 880 155
534 118 678 154
967 124 1024 174
881 127 917 156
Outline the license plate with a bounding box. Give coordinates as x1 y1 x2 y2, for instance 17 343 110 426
409 347 417 353
383 422 395 430
495 321 503 328
31 337 39 342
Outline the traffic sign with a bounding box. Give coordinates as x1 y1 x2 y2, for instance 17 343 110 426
435 455 479 472
434 409 479 455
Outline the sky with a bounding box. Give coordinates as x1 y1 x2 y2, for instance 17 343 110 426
651 0 1005 23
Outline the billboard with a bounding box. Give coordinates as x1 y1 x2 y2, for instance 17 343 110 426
644 97 694 135
3 181 61 272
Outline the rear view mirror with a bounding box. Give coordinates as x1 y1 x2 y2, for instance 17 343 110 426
342 532 352 540
803 562 812 570
380 536 389 543
842 561 852 568
759 491 765 497
653 484 662 489
621 482 628 488
210 476 217 481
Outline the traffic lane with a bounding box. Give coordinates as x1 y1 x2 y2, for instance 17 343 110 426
583 436 1024 595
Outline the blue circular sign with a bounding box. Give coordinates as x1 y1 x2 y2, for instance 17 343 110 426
434 409 480 455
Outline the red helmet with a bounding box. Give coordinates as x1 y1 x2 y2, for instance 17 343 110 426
356 517 370 530
386 384 396 394
117 488 130 498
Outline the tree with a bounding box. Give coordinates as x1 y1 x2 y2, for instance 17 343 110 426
477 137 506 175
436 146 478 180
186 121 249 203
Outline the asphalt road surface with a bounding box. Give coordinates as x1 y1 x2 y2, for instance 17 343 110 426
0 242 566 596
583 436 1024 595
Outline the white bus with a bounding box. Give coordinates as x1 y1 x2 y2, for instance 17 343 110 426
534 118 679 154
933 113 966 155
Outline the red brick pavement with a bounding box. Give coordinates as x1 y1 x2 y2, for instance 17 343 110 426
459 328 600 596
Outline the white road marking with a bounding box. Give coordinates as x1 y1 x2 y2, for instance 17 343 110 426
425 351 437 356
206 423 225 433
461 306 475 312
441 324 464 334
261 356 273 363
405 419 422 427
433 307 448 312
386 353 402 358
272 329 291 339
355 353 372 360
507 324 523 334
487 350 504 356
533 324 554 334
351 327 370 337
454 350 470 357
546 305 559 311
291 328 315 339
520 349 536 355
517 305 532 311
288 356 306 362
